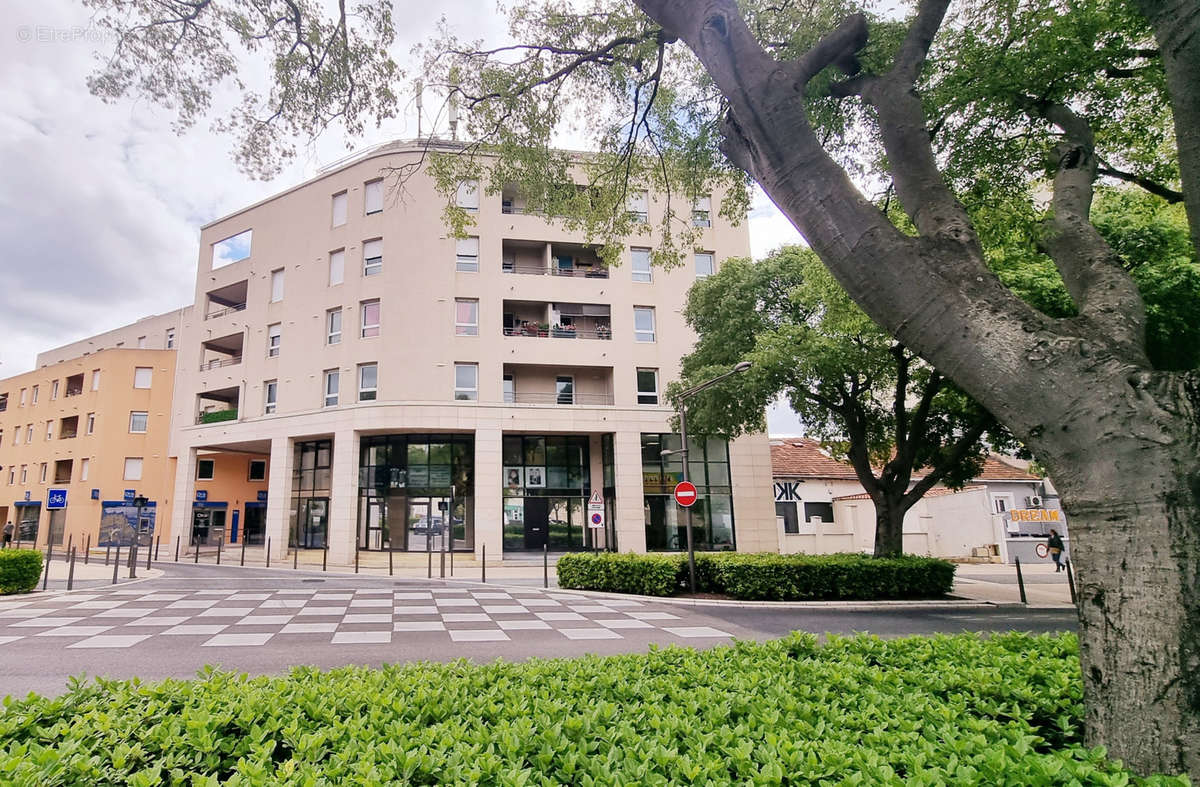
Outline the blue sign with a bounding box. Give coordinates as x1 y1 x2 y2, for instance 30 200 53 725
24 491 31 502
196 490 208 502
47 489 67 509
124 489 136 502
91 488 100 500
256 490 268 502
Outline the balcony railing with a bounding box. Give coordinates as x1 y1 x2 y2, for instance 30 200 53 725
196 409 238 425
205 303 247 320
201 356 242 371
506 391 614 406
64 387 83 397
503 325 612 340
59 431 77 440
502 262 608 279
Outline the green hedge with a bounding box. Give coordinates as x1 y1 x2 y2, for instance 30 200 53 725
0 634 1184 784
557 552 956 600
0 550 43 595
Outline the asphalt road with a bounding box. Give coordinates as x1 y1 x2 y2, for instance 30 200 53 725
0 563 1077 700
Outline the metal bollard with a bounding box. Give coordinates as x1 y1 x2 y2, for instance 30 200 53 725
112 545 121 584
322 547 328 572
174 536 181 562
64 535 73 563
42 543 55 591
241 536 247 567
450 546 454 577
1015 556 1028 605
354 546 359 574
482 543 486 584
194 540 200 563
146 538 153 571
427 541 432 579
155 536 161 561
216 537 223 566
543 543 549 589
84 534 91 565
266 537 271 568
105 544 111 566
294 544 299 570
388 547 393 576
1066 559 1078 605
128 539 138 580
67 548 77 591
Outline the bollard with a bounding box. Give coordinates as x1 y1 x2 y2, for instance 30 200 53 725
293 544 299 570
194 540 200 563
266 537 271 568
84 534 91 565
105 544 111 566
155 536 161 561
1066 559 1078 605
543 543 549 589
388 546 393 577
174 536 180 563
427 540 432 579
146 538 153 571
42 543 55 591
355 546 360 574
450 546 453 577
482 543 486 584
64 535 73 563
1015 556 1028 605
67 548 77 591
241 536 247 567
128 538 138 580
216 537 223 566
112 544 121 584
323 546 328 572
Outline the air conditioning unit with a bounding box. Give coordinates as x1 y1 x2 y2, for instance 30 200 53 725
1026 495 1043 507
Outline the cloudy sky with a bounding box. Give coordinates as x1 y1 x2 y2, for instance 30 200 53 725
0 0 806 433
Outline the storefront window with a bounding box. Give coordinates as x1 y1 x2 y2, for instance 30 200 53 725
641 433 735 551
502 434 592 550
291 439 332 549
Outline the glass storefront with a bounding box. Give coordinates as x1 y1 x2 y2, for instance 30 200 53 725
501 435 596 551
290 440 331 549
641 433 735 551
357 434 474 551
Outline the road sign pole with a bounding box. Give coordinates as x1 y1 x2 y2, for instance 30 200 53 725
680 404 696 595
64 534 73 563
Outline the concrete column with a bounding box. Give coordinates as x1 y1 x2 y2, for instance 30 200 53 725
587 433 606 549
327 429 359 564
613 429 646 553
475 427 502 560
169 446 197 549
729 433 778 554
265 436 292 560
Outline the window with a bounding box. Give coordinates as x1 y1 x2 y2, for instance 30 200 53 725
0 392 6 412
357 364 377 402
7 466 13 485
637 368 659 404
267 324 282 357
166 329 175 349
264 380 277 414
695 252 715 278
197 458 215 480
776 502 800 534
364 179 383 215
556 376 574 405
39 463 47 484
628 190 648 222
324 369 340 407
803 502 835 524
503 374 515 403
91 370 100 390
26 424 33 443
212 229 252 269
137 336 147 349
360 300 381 338
454 363 478 401
133 366 153 388
11 427 16 445
363 238 383 276
124 457 143 481
80 458 89 482
455 299 479 336
45 420 53 440
332 191 348 226
631 247 652 283
327 308 342 345
19 388 26 407
456 180 479 211
329 249 345 286
31 385 38 405
248 460 267 481
20 465 27 484
634 307 656 342
54 460 72 484
270 268 284 302
86 413 95 435
51 380 59 400
456 237 479 272
693 195 712 227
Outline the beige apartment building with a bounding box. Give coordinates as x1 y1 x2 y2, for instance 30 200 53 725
0 310 182 549
150 139 775 564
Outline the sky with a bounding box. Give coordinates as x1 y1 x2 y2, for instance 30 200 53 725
0 0 807 435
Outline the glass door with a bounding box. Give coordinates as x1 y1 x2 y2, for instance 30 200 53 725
301 498 328 548
361 498 388 550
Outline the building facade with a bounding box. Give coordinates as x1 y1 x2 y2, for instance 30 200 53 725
166 141 777 563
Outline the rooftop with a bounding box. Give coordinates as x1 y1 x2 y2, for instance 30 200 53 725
769 438 1040 482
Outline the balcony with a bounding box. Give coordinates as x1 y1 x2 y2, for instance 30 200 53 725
200 332 244 371
64 373 84 397
507 391 614 405
205 280 248 320
196 386 239 425
59 416 78 440
503 301 612 341
502 239 608 278
201 355 243 371
503 364 614 406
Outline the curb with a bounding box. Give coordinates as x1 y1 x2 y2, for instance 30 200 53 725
25 568 165 599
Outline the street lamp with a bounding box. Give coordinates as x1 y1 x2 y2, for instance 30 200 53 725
663 361 752 593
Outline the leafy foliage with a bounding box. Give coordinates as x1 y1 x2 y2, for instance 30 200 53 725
0 550 43 595
556 552 681 596
0 633 1185 784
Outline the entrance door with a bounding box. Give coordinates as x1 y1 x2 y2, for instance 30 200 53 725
362 498 387 550
191 508 211 546
524 497 549 549
48 509 67 546
243 506 265 545
406 499 431 552
210 510 227 546
301 499 328 548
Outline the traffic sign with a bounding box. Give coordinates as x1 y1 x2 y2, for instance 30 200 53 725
589 512 604 529
673 481 698 507
47 489 67 509
587 489 604 529
588 489 603 506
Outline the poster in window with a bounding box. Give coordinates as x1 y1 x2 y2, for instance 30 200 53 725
525 466 546 488
504 466 524 490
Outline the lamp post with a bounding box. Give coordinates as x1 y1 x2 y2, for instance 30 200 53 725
664 361 752 594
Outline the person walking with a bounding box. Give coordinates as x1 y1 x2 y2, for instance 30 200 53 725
2 521 14 548
1047 529 1066 572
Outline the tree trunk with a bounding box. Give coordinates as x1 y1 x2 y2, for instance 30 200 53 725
872 496 906 558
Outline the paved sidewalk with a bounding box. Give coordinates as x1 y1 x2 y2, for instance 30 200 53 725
952 562 1076 607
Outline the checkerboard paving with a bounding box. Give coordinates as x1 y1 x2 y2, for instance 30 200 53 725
0 587 732 649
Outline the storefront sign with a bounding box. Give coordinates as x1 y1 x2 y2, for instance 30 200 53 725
257 490 268 502
774 481 802 502
195 490 208 502
1009 509 1062 522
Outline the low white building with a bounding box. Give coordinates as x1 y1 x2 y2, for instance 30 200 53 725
770 438 1068 563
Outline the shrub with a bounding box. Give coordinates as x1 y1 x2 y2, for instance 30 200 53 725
0 550 43 595
557 552 683 596
0 633 1185 784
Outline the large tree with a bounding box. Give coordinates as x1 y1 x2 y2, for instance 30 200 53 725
677 246 1000 557
85 0 1200 774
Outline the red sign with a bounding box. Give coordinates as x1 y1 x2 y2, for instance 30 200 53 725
673 481 698 508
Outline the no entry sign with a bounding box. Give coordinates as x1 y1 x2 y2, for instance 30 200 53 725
673 481 698 508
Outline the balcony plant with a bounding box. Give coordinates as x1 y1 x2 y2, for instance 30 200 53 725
595 324 612 340
552 323 577 338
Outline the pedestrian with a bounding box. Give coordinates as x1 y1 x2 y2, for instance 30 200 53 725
2 521 13 548
1047 528 1066 572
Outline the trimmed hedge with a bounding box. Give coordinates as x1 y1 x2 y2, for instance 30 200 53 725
0 634 1185 784
557 551 956 600
0 550 43 595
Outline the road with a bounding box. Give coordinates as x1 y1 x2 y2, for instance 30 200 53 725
0 563 1077 699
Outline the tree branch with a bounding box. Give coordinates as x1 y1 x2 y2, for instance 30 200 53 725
1097 164 1184 203
900 420 988 508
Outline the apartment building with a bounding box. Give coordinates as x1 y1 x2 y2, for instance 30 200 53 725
0 314 180 549
166 139 777 564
